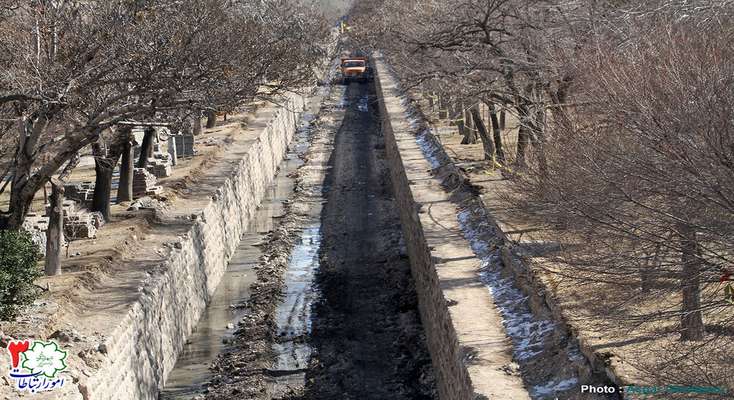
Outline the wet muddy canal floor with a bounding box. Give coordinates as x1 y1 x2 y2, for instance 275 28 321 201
198 81 436 400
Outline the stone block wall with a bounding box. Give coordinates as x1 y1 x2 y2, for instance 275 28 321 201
75 93 306 400
374 58 530 400
374 60 475 400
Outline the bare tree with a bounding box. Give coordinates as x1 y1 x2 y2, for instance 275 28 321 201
512 3 734 343
0 0 328 230
351 0 734 388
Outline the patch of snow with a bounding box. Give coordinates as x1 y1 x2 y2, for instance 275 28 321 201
456 210 556 362
415 130 442 169
456 195 579 398
386 67 582 400
357 95 369 112
532 378 579 397
566 343 585 362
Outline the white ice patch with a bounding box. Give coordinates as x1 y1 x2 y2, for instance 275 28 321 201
393 92 444 169
455 210 557 362
415 130 442 169
456 201 579 398
395 87 556 363
532 378 579 397
566 343 585 362
387 74 580 399
395 92 423 131
357 95 369 112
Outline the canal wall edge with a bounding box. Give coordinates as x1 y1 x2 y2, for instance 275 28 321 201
373 58 531 400
79 94 306 400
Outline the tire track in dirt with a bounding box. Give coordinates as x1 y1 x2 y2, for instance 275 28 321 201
289 82 437 400
204 78 436 400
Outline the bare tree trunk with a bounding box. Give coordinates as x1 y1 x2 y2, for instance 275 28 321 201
193 112 203 136
117 139 134 203
205 110 217 129
92 138 124 221
499 108 506 130
532 102 549 178
488 103 506 164
438 94 449 120
516 124 530 167
641 245 661 294
515 101 535 167
92 160 114 220
3 122 36 229
470 106 496 162
137 127 155 168
680 224 704 341
3 116 82 230
456 118 466 138
448 100 459 126
2 179 35 230
45 182 64 276
449 99 463 136
461 104 477 144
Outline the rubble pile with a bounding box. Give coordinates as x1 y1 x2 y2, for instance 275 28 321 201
62 199 105 240
64 213 97 239
133 168 162 198
145 152 172 178
64 182 95 208
22 213 50 255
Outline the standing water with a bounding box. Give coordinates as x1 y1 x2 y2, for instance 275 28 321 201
267 222 322 396
159 112 316 399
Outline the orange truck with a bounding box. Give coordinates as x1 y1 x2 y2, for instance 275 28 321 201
340 56 372 84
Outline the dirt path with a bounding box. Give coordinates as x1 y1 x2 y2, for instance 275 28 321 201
292 82 436 400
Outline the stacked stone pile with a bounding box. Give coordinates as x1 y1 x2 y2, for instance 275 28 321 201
64 182 95 207
133 168 162 198
61 199 78 216
22 213 50 255
145 152 172 178
59 200 105 240
89 212 105 229
18 195 105 252
64 212 97 239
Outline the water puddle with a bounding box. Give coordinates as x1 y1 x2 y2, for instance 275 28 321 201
160 110 317 399
268 223 322 395
357 94 369 112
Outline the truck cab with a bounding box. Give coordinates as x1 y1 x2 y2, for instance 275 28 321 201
340 56 372 83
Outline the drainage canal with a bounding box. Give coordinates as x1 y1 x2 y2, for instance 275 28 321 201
159 109 317 399
161 78 437 400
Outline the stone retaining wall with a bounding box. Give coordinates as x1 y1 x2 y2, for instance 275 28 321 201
374 54 622 399
78 93 306 400
374 58 530 400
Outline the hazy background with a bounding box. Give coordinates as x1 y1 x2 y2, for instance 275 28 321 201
313 0 352 20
